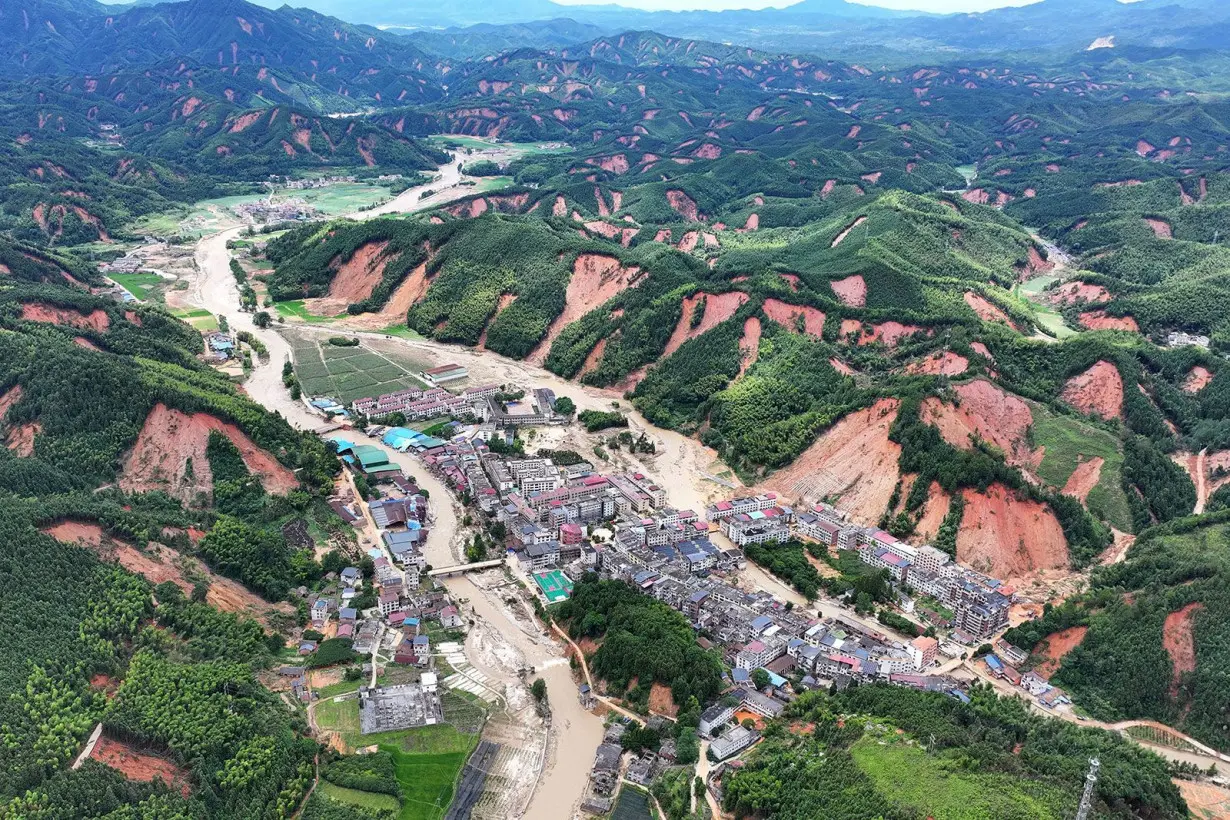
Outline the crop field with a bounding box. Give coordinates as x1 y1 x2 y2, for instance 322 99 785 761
314 694 482 820
1015 276 1079 339
274 299 347 323
428 134 572 155
288 333 429 402
108 272 166 301
169 306 219 331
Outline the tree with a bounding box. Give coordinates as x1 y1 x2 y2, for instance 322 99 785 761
752 669 772 691
554 396 576 417
531 678 547 702
253 311 272 328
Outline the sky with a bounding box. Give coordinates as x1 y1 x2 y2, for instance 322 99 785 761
551 0 1042 10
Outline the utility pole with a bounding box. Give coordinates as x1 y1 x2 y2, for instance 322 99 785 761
1075 757 1100 820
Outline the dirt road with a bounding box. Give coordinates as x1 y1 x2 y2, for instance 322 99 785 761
962 658 1230 775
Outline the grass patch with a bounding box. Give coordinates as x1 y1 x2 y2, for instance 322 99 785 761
276 300 347 323
170 307 219 331
1030 404 1133 531
315 676 365 699
317 781 401 812
382 745 473 820
379 325 424 339
428 135 572 155
108 272 166 301
851 734 1072 819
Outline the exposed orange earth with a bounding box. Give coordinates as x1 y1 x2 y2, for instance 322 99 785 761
666 189 700 221
1033 626 1087 679
476 292 518 349
830 216 867 248
830 274 867 307
90 735 191 797
1060 360 1123 420
120 403 298 503
763 399 902 523
839 319 925 347
20 302 110 332
578 337 607 378
762 298 825 338
920 379 1038 471
6 421 39 457
1162 603 1203 697
964 291 1013 325
957 483 1068 580
1049 281 1111 305
527 254 641 365
738 317 761 376
913 481 952 541
1061 456 1104 501
1079 310 1138 332
1144 218 1173 239
1183 366 1213 394
660 292 749 359
906 351 968 376
303 240 390 315
43 520 291 625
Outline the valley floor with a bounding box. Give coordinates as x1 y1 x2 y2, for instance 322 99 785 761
176 152 1230 812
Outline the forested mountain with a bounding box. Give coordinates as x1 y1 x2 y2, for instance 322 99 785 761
6 0 1230 814
0 234 348 816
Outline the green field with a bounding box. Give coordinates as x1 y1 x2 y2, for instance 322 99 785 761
1014 276 1079 339
383 745 474 820
317 781 401 813
1030 403 1133 531
851 734 1073 820
428 134 572 155
379 324 425 340
313 698 480 820
612 786 654 820
170 306 219 331
127 181 395 237
108 272 166 301
315 676 366 699
275 299 347 323
288 334 430 402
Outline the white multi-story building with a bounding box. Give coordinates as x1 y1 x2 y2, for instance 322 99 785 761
706 493 778 522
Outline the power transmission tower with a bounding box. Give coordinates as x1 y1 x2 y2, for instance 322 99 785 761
1075 757 1100 820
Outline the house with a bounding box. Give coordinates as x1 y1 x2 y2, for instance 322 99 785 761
699 704 736 738
298 641 318 655
1021 671 1051 696
379 591 401 616
412 634 430 657
709 726 758 761
336 622 355 639
340 567 362 586
439 605 463 629
522 540 561 569
339 607 357 623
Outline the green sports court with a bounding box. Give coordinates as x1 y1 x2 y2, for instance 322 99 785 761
533 570 574 604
